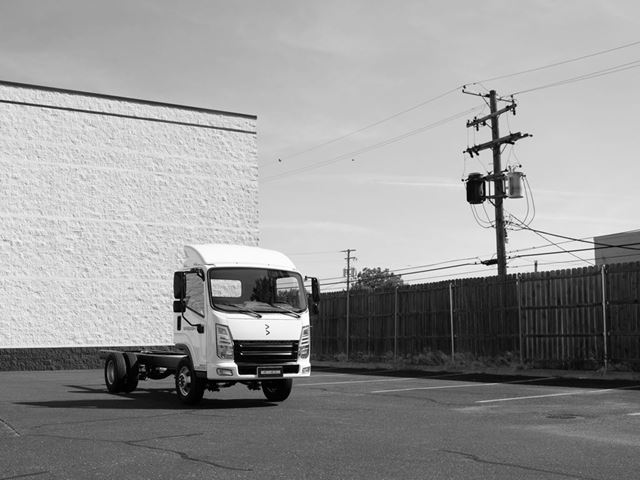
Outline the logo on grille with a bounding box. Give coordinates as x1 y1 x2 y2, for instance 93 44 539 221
265 323 271 336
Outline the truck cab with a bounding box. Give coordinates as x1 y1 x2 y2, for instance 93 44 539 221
172 244 319 403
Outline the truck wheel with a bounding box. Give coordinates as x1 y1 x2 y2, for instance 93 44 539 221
262 379 293 402
104 352 126 393
122 353 139 393
175 358 205 405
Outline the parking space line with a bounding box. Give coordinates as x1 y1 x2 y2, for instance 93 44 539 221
372 383 499 394
299 378 411 387
477 391 585 403
478 383 640 404
371 376 555 394
302 372 469 387
628 413 640 416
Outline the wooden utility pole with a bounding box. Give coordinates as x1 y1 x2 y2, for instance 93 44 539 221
464 89 530 278
342 248 356 359
489 90 508 277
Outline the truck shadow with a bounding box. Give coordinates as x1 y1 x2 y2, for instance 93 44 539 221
15 385 279 410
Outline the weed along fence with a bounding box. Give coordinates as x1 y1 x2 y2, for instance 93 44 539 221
311 262 640 371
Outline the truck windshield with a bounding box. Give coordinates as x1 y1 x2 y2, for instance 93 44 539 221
209 268 307 314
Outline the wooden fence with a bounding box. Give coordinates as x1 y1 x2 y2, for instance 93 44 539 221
311 262 640 370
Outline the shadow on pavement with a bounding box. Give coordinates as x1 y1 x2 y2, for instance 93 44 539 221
15 384 278 410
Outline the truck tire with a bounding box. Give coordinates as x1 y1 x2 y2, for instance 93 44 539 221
104 352 126 393
262 379 293 402
175 358 205 405
122 353 140 393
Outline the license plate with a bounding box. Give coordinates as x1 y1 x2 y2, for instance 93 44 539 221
258 367 283 378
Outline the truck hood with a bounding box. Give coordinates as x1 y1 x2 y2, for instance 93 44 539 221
226 316 303 341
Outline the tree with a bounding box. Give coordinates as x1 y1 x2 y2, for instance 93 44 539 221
351 267 403 291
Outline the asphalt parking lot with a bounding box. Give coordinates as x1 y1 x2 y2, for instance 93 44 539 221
1 367 639 480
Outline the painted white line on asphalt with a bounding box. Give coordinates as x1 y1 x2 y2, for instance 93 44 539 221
477 391 587 403
628 413 640 416
302 372 468 387
300 378 411 387
372 383 499 394
371 376 555 394
478 383 640 404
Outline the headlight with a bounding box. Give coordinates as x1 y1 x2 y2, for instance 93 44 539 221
216 324 234 360
299 325 310 359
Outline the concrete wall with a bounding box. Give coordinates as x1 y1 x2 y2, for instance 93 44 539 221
0 81 258 351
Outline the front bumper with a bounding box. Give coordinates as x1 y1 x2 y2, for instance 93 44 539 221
206 361 311 380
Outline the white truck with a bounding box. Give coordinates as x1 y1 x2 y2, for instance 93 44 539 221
101 244 320 405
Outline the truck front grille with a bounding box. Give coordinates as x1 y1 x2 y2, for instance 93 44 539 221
234 340 299 364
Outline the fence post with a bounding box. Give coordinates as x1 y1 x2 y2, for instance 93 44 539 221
449 282 455 360
346 290 350 360
394 286 398 362
601 265 608 371
517 274 523 365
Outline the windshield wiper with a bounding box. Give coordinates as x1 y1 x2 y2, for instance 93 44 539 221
266 303 301 318
216 303 262 318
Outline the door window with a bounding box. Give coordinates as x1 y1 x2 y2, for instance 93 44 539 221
185 272 205 317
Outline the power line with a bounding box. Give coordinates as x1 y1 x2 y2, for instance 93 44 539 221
262 106 482 183
265 40 640 183
471 39 640 85
318 237 640 289
510 241 640 261
511 59 640 96
319 235 640 290
262 87 462 167
512 223 640 251
506 213 592 266
270 39 640 171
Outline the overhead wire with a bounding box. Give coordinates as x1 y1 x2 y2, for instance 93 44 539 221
472 39 640 85
507 213 593 265
511 223 640 251
276 40 640 286
265 39 640 182
261 86 462 167
262 105 483 183
511 59 640 96
318 237 640 290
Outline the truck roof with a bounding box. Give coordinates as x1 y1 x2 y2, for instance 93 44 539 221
183 244 298 271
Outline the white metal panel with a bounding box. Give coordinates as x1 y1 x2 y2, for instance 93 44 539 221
183 244 297 271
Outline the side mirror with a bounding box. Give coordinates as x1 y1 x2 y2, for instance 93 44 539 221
173 272 186 299
173 300 186 313
310 277 320 303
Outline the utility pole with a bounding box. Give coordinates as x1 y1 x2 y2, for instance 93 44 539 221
489 91 507 278
342 249 356 359
464 89 531 278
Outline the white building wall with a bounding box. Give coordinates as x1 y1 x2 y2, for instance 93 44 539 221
0 82 258 348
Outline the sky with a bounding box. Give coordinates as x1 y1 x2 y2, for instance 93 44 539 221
1 0 639 291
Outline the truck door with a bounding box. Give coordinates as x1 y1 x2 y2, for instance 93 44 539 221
180 270 207 370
